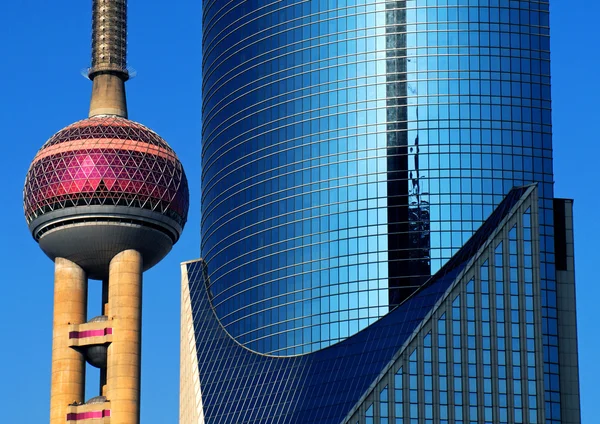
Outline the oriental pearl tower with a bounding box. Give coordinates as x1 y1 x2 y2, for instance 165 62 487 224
23 1 189 423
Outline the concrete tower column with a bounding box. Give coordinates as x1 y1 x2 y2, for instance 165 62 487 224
106 249 143 424
88 0 128 119
89 73 128 118
50 258 87 424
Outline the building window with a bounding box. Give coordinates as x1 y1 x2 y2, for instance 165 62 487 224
381 386 389 424
452 295 463 423
409 348 419 424
495 241 508 423
466 279 478 424
366 403 374 424
395 366 403 424
509 226 525 423
523 211 539 423
480 260 493 423
424 332 433 424
438 313 449 424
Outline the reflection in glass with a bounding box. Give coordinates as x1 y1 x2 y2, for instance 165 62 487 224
201 0 557 360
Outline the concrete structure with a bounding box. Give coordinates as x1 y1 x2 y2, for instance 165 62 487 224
23 1 189 423
179 260 203 424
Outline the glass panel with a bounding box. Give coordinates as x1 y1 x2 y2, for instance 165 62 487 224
381 386 389 424
495 242 508 423
480 260 493 423
452 295 463 423
395 367 403 424
438 313 448 424
409 348 419 422
424 332 433 421
366 403 374 424
466 279 478 422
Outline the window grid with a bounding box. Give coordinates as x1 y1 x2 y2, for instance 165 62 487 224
344 202 545 424
201 0 557 366
466 279 478 424
394 367 403 424
452 296 463 423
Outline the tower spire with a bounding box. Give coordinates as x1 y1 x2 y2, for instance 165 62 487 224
88 0 129 118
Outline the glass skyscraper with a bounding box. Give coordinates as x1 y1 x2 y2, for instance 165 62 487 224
182 1 580 423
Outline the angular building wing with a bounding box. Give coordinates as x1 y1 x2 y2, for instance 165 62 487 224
181 185 580 423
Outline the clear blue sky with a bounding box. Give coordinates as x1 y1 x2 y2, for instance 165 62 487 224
0 1 597 423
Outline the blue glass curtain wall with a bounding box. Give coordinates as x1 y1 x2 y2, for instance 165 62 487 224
201 0 554 379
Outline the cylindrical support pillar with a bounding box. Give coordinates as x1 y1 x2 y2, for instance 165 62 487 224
50 258 87 424
106 249 143 424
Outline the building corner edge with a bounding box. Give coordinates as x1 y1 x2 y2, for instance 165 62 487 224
179 261 204 424
554 199 582 423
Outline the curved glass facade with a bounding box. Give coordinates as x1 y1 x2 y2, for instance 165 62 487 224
201 0 553 358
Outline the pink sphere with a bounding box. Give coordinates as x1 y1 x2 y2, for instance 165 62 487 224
24 116 189 278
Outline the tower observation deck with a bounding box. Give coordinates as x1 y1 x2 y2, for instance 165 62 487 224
23 1 189 423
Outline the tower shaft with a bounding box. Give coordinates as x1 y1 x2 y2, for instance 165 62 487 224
50 259 87 424
54 250 143 423
89 73 128 118
89 0 129 118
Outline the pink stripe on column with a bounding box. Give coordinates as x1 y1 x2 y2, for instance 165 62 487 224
67 409 111 420
69 328 113 339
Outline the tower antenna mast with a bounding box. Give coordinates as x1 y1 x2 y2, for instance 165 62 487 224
88 0 129 118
